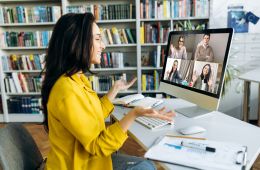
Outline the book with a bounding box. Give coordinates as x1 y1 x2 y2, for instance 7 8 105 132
145 136 247 170
112 94 163 108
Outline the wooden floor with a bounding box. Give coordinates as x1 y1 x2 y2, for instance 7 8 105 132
1 123 260 170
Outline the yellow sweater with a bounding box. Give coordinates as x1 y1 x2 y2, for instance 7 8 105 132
45 74 128 170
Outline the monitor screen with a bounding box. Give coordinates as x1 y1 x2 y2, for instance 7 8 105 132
160 28 233 114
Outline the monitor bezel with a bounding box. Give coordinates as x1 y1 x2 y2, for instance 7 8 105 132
161 28 233 99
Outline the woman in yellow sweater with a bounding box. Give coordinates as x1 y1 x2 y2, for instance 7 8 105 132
42 13 175 170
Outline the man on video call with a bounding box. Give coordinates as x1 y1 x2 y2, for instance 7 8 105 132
194 33 214 62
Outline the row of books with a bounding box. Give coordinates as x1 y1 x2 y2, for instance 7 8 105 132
100 27 136 45
94 52 125 69
141 71 160 91
0 31 52 47
67 4 136 20
4 73 42 93
140 0 209 19
88 73 127 92
141 46 165 67
7 97 42 114
0 6 61 24
1 54 45 71
140 22 170 44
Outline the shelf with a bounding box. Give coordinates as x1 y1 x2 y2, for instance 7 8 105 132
7 92 41 96
0 22 56 27
141 67 163 70
91 67 137 72
142 90 162 93
0 0 59 2
106 44 137 47
171 17 209 21
97 19 136 24
1 47 47 50
4 70 42 73
97 90 137 94
140 18 171 22
141 43 167 46
140 17 209 22
7 114 44 122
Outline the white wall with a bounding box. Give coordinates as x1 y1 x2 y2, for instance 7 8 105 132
210 0 260 33
210 0 260 120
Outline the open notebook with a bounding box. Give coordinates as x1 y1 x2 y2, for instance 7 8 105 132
112 94 163 108
145 136 247 170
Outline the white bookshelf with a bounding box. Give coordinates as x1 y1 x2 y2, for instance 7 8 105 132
0 0 210 122
0 0 61 122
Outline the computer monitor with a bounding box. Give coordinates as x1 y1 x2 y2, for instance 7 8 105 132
159 28 233 117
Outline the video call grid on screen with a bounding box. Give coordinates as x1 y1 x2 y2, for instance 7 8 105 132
161 28 233 98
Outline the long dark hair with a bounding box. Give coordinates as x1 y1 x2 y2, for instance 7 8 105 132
41 13 96 130
200 64 211 83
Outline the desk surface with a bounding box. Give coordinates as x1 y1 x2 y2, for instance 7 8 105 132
239 68 260 83
111 99 260 170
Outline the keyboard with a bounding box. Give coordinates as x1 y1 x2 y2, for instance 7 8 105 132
135 116 173 130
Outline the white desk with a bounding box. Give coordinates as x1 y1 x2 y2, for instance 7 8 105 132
111 99 260 170
239 68 260 126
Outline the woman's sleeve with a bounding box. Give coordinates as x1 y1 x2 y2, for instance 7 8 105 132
100 95 114 118
55 94 128 157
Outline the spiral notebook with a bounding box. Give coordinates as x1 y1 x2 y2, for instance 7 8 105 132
145 136 247 170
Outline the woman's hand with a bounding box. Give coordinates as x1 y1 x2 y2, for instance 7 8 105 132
113 77 137 91
107 77 137 101
119 106 175 132
131 106 175 122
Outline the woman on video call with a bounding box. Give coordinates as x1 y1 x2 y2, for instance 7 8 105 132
191 64 213 92
166 60 182 83
41 13 175 170
170 36 187 59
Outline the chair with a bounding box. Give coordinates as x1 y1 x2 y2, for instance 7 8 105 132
0 123 44 170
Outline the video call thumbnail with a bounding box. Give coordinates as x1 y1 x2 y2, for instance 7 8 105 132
163 32 230 94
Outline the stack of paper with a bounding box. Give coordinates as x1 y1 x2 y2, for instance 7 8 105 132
145 136 247 170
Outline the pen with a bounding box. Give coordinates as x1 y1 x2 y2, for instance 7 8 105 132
165 135 206 140
181 141 216 152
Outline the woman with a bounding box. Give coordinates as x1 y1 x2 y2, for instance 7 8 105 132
41 13 175 170
170 36 187 59
166 60 181 83
191 64 213 92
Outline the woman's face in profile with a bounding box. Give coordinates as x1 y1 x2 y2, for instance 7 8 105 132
91 23 106 64
203 65 210 75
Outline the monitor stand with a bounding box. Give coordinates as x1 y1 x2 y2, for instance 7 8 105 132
176 106 211 118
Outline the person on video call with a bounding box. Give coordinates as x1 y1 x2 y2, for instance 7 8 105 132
170 36 187 59
194 33 214 62
41 13 175 170
190 64 213 92
166 60 182 83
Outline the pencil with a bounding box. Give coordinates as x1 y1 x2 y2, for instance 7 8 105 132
165 135 206 140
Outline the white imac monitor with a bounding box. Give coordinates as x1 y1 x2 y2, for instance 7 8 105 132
159 28 233 117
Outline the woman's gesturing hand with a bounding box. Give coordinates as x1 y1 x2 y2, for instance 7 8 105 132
114 77 137 91
132 106 176 122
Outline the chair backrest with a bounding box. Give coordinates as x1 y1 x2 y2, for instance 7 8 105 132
0 123 43 170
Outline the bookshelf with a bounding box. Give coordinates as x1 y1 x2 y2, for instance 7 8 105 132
0 0 61 122
0 0 210 122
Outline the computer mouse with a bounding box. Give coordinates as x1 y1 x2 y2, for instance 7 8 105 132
179 126 206 135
